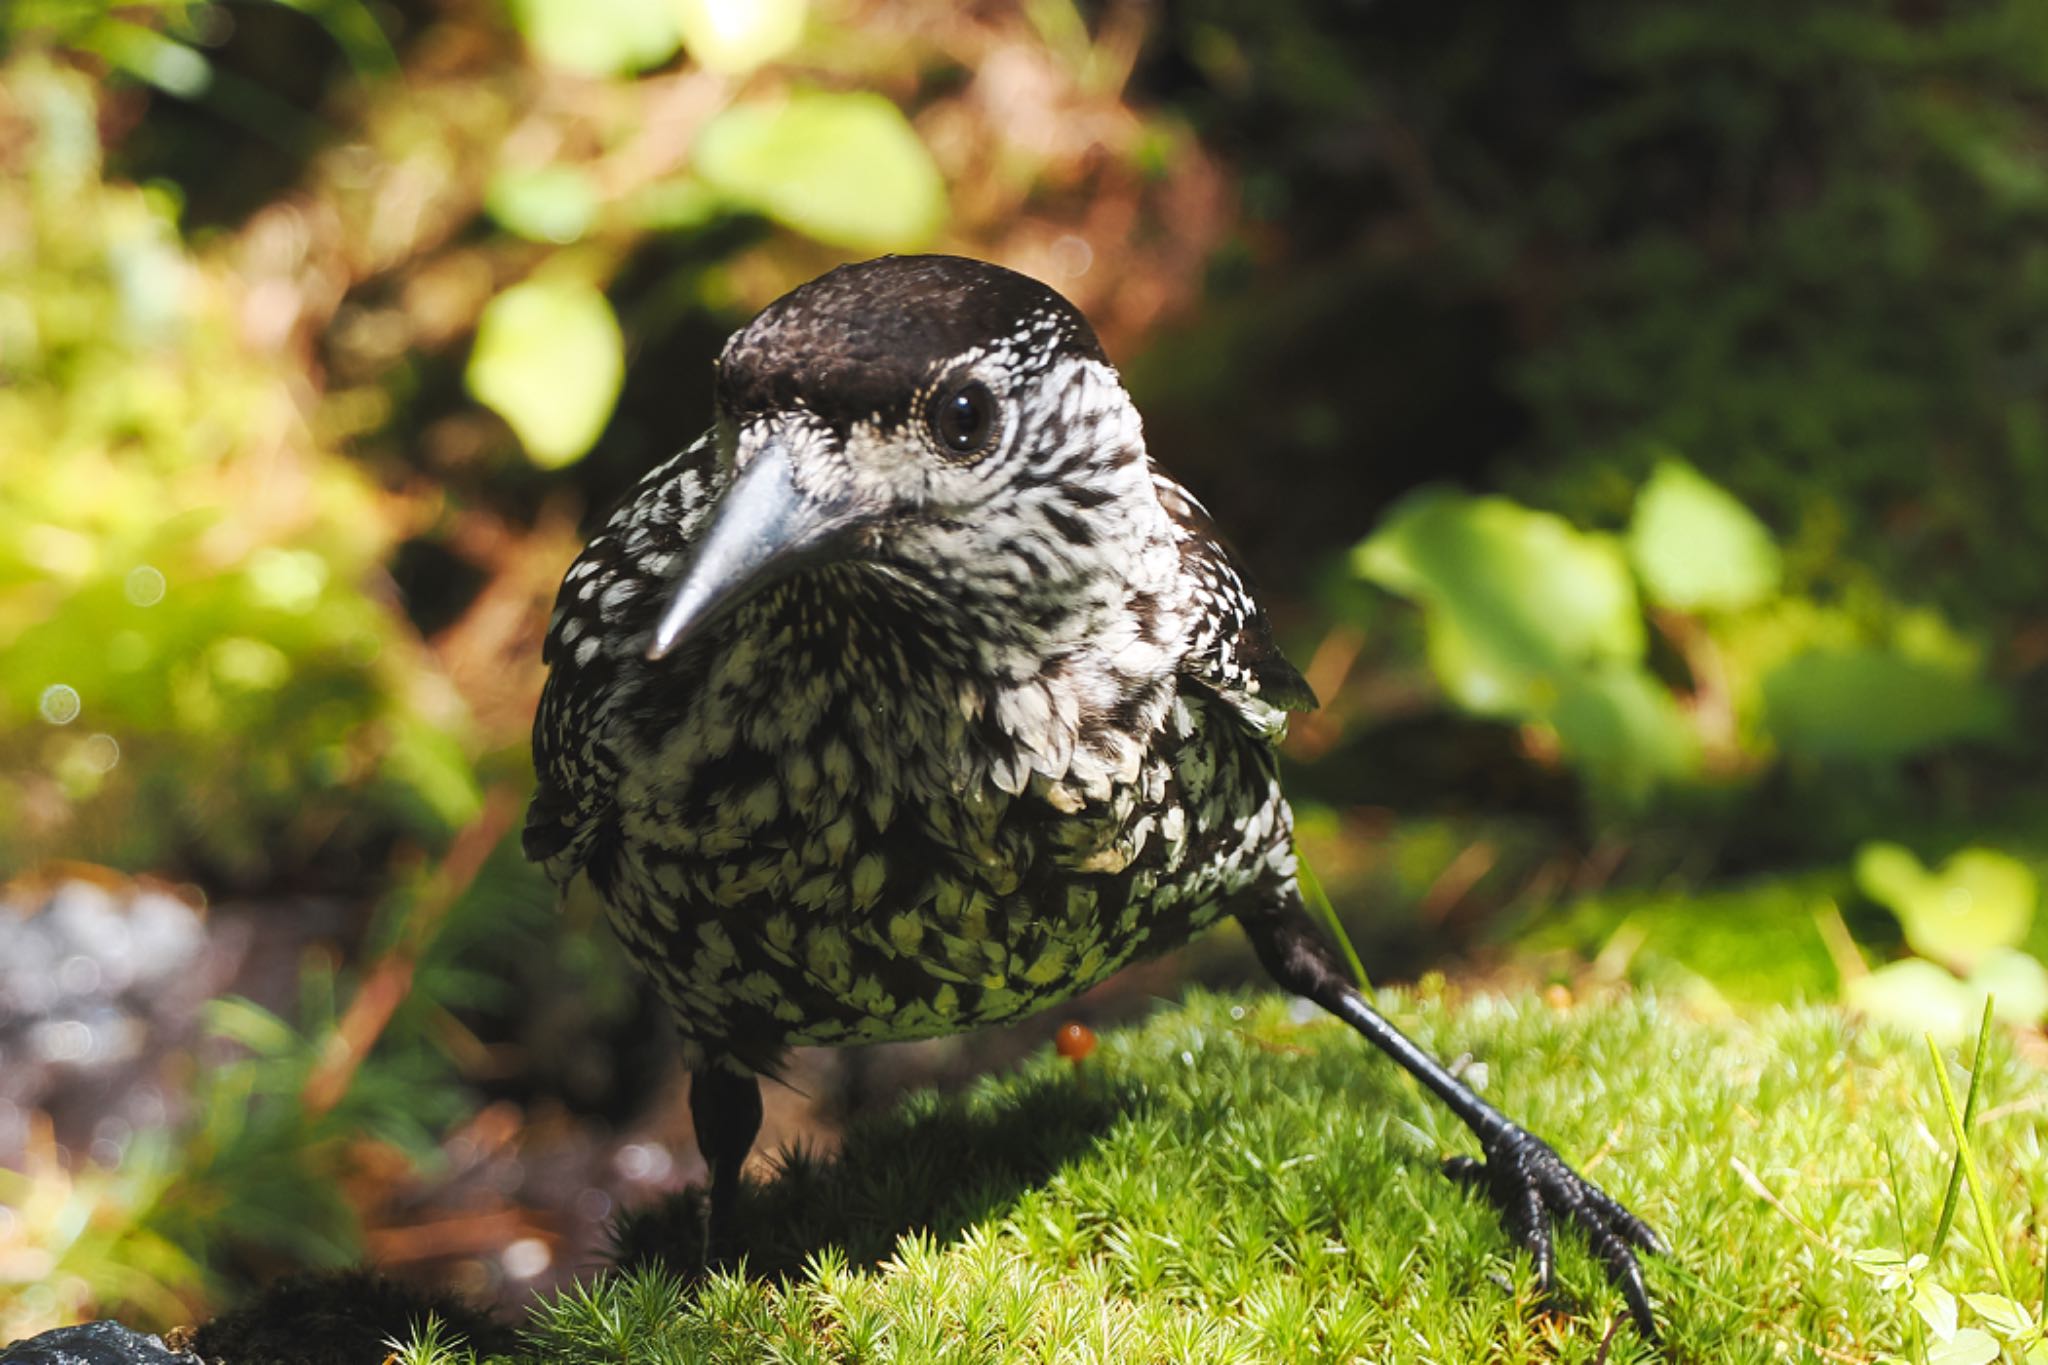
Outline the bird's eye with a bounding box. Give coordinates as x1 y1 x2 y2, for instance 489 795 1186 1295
930 380 1000 459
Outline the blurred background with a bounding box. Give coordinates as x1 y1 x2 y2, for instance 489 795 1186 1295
4 0 2047 1338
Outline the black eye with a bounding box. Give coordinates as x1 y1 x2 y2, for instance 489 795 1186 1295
930 380 1000 458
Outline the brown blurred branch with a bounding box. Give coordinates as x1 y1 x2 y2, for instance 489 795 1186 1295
301 784 521 1119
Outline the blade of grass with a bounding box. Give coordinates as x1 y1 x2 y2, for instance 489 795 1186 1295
1928 995 1996 1259
1296 851 1370 992
1924 1007 2017 1301
1882 1136 1926 1362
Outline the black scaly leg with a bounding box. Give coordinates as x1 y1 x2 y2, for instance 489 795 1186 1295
1238 896 1665 1339
690 1064 763 1262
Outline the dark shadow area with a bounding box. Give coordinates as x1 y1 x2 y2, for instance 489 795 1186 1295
189 1270 518 1365
611 1067 1139 1282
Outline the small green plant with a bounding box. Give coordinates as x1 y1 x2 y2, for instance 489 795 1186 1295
1847 1000 2048 1365
1353 462 2008 814
1848 845 2048 1042
385 1312 477 1365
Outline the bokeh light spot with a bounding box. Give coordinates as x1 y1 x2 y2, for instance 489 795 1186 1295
124 564 166 606
39 684 80 725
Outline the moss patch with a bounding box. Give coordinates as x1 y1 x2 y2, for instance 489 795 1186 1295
269 990 2044 1363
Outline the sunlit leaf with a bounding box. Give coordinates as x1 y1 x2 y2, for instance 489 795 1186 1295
677 0 805 74
1547 664 1699 804
1417 609 1539 714
1928 1329 2000 1365
98 22 213 99
1855 842 2035 970
1962 1292 2037 1337
1356 489 1644 711
626 176 725 231
694 91 946 250
1846 959 1980 1043
507 0 679 75
1917 1280 1960 1340
1763 647 2007 761
203 996 298 1055
1628 459 1781 612
487 166 601 244
467 277 624 468
1851 1247 1927 1291
1967 948 2048 1026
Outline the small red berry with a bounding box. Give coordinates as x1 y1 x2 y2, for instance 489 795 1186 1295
1054 1021 1096 1061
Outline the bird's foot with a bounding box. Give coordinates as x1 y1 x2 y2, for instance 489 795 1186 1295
1444 1125 1665 1340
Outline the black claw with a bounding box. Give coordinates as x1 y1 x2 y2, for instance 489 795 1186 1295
1447 1126 1663 1342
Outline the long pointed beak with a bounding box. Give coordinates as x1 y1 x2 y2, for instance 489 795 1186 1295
647 441 868 661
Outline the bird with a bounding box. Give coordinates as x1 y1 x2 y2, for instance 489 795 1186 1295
524 254 1663 1335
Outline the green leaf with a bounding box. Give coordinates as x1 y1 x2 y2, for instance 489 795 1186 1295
1547 664 1699 804
486 166 601 244
507 0 679 75
1967 948 2048 1026
1628 460 1782 612
467 277 624 468
1918 1281 1960 1340
1962 1293 2036 1338
693 91 947 250
1852 1247 1927 1290
676 0 806 74
1846 959 1979 1043
1763 647 2007 761
203 996 299 1055
1356 489 1644 713
1928 1330 2001 1365
1855 843 2035 970
626 176 725 231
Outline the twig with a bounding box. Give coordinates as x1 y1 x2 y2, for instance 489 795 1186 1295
301 785 520 1118
1730 1154 1848 1260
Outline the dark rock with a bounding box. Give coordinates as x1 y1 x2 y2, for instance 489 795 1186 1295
0 1321 198 1365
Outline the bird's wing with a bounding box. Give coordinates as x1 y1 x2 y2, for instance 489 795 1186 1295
1155 472 1317 739
525 433 722 879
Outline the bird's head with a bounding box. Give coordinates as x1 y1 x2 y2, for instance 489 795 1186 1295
647 255 1158 664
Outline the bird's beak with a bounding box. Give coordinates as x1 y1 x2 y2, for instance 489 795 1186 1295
647 439 869 661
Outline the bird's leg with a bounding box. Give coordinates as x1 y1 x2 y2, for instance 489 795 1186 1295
689 1065 763 1263
1238 897 1665 1339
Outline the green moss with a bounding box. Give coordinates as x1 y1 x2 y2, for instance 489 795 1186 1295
378 989 2042 1363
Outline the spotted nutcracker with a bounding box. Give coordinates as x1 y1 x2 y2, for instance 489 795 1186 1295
525 255 1661 1335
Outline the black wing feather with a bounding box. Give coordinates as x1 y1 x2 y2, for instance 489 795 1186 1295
1154 473 1317 724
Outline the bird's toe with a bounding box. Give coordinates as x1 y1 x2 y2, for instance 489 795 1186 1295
1445 1127 1662 1340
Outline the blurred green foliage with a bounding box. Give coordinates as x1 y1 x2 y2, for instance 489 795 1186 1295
1352 465 2008 812
1848 844 2048 1040
0 59 477 878
467 275 625 469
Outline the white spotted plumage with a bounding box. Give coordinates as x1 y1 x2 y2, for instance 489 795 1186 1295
526 256 1314 1074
